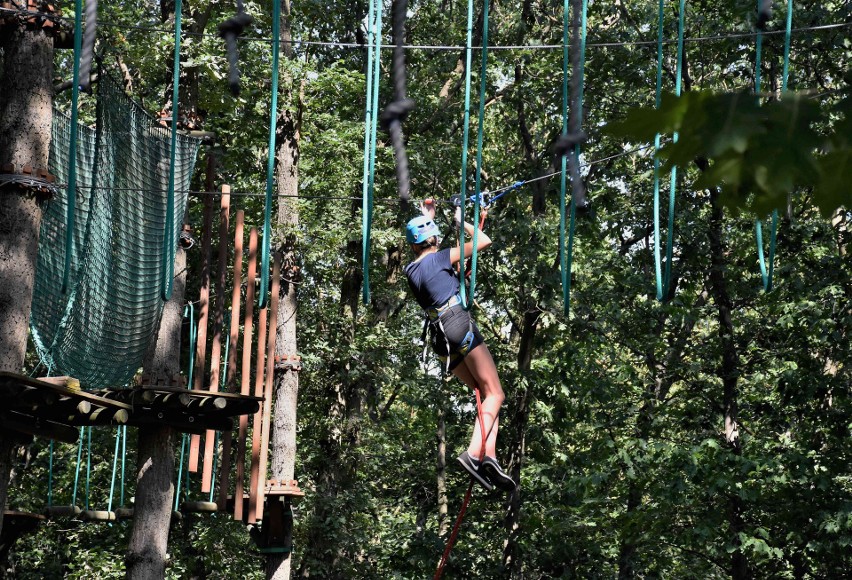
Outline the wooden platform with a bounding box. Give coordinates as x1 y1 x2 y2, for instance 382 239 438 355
0 372 131 442
94 386 262 435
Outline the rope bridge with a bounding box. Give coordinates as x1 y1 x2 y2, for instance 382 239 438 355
30 73 202 389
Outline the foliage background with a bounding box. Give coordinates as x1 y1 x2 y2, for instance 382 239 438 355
3 0 851 577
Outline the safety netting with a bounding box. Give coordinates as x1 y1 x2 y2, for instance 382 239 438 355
30 73 201 388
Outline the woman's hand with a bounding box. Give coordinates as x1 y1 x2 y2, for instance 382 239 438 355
420 198 436 221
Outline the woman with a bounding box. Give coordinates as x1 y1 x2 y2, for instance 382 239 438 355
403 199 516 493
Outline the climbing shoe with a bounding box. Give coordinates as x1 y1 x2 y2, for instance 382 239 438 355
457 451 493 491
480 456 516 492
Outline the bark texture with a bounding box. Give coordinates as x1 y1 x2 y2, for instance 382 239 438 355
0 25 54 538
126 247 187 580
267 4 300 578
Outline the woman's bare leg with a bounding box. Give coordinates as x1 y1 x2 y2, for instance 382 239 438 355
451 343 504 458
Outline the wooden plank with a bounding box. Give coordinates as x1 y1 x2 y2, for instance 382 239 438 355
189 185 215 473
257 254 281 519
129 413 232 435
219 210 244 510
0 411 78 443
202 185 231 494
247 307 268 524
234 226 258 522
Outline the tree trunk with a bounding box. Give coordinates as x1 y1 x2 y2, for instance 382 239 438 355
707 190 748 579
267 4 300 578
436 408 448 536
0 24 54 537
126 246 187 579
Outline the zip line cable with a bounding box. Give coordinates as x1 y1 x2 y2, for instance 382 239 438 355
2 7 845 51
47 143 658 202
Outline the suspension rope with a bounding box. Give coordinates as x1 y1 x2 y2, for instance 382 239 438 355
176 302 197 510
381 0 415 204
209 310 231 503
662 0 686 297
457 0 490 311
554 0 588 316
361 0 383 305
71 427 84 507
162 0 183 300
84 426 92 511
754 0 791 292
652 0 666 300
120 425 127 507
62 0 83 294
78 0 98 92
107 424 121 512
258 0 281 310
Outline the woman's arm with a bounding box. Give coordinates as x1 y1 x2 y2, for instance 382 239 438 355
449 217 491 265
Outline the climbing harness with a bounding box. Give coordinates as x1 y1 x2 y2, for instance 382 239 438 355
361 0 383 304
420 294 476 378
218 0 253 97
381 0 415 204
651 0 686 301
258 0 282 309
754 0 792 292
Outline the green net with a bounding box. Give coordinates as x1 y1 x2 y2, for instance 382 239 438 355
30 74 201 388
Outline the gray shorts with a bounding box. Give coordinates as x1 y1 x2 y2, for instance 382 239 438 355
429 304 484 371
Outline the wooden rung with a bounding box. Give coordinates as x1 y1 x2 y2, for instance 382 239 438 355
79 510 117 522
181 501 218 513
44 505 81 518
115 508 134 519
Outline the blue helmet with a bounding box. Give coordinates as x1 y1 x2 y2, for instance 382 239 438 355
405 215 441 244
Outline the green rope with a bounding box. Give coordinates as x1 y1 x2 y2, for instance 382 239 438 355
663 0 686 294
120 425 127 507
107 426 121 512
210 311 231 503
461 0 491 311
175 434 188 511
362 0 382 304
63 0 83 294
652 0 665 300
755 0 792 292
457 0 488 310
559 0 587 316
259 0 282 309
175 302 196 510
162 0 183 300
72 427 84 506
84 426 92 511
559 0 571 314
